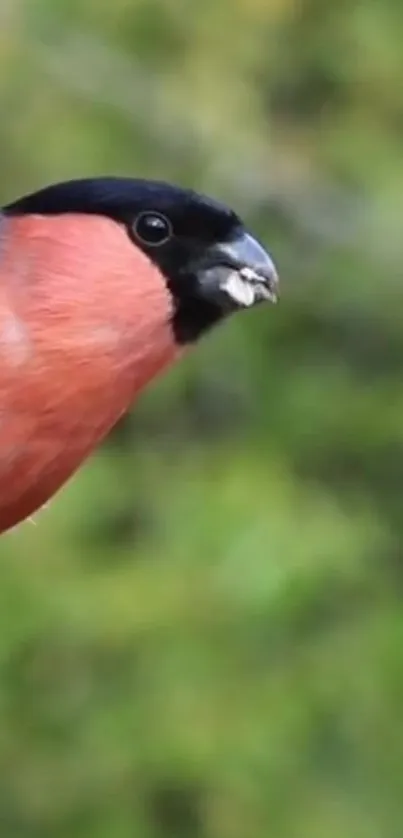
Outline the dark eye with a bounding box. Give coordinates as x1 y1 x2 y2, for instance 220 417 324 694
132 211 172 246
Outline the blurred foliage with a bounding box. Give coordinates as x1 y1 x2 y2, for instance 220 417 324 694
1 0 403 835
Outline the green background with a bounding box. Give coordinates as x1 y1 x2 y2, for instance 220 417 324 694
1 1 403 835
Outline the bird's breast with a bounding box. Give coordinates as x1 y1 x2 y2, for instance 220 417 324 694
0 212 180 533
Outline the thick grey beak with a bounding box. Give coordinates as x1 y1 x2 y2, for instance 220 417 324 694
205 231 279 309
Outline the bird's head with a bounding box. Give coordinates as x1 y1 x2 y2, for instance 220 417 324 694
4 177 279 345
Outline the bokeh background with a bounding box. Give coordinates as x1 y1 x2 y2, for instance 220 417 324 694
1 1 403 836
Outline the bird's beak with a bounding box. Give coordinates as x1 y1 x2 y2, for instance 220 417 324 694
198 231 279 311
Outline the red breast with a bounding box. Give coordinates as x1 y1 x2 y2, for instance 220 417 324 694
0 213 181 533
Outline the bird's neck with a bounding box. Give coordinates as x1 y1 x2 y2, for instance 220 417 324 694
2 211 182 408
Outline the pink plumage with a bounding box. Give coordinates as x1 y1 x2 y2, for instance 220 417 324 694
0 213 181 533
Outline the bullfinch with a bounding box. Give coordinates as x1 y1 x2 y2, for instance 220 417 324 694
0 177 279 534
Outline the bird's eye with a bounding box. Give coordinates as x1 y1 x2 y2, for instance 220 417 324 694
132 211 172 246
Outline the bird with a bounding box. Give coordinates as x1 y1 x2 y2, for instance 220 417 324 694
0 176 279 534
